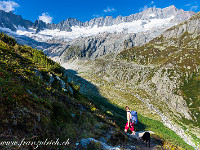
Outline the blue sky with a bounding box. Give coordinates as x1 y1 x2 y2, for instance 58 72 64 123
0 0 199 24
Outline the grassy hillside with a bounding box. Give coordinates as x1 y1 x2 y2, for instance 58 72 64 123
65 60 195 149
0 32 131 149
116 31 200 127
116 11 200 124
0 32 195 149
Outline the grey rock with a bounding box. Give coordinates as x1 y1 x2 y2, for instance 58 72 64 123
47 29 166 62
163 13 200 38
0 6 195 62
0 5 194 33
42 6 195 61
49 73 54 84
55 75 66 89
33 20 47 33
99 137 107 144
80 5 194 28
79 5 194 28
68 86 74 95
0 10 33 31
79 138 121 149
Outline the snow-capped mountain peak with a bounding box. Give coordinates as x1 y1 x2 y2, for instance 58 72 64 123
15 15 176 42
0 5 195 60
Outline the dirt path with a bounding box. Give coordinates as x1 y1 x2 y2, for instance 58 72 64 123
125 131 163 150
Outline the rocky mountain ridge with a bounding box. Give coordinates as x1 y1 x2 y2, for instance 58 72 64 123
0 5 195 62
0 5 194 33
42 5 194 32
0 10 32 31
46 30 164 62
43 6 195 61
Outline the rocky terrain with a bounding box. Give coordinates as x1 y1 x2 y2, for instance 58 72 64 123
0 6 195 62
1 32 192 150
59 11 200 149
43 6 195 61
0 5 194 32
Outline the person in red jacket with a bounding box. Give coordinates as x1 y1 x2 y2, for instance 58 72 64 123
124 106 135 135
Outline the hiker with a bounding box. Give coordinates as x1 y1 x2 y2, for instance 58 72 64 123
124 106 135 135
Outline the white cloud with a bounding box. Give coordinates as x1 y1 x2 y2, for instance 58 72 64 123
104 7 116 13
93 14 101 18
185 3 191 7
0 1 19 12
190 5 198 11
139 1 155 12
39 12 53 24
139 5 148 12
93 7 116 18
185 2 199 11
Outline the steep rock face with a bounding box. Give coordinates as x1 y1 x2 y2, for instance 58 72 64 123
163 13 200 38
0 10 33 31
47 18 83 32
91 60 191 120
114 12 200 119
39 5 194 32
45 30 164 62
59 5 194 29
32 20 47 33
0 6 194 33
43 6 194 61
0 6 195 61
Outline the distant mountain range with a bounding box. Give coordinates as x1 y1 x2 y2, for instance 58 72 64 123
0 5 194 62
0 5 194 33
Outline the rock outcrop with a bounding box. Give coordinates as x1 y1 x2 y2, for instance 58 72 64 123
46 31 165 62
0 10 32 31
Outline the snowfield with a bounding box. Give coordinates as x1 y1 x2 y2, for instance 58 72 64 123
1 16 176 43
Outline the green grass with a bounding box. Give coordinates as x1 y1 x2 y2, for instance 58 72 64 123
68 67 195 150
114 27 200 148
86 93 194 150
0 32 125 149
181 73 200 127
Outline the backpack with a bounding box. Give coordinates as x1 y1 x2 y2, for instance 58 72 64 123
131 111 138 124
